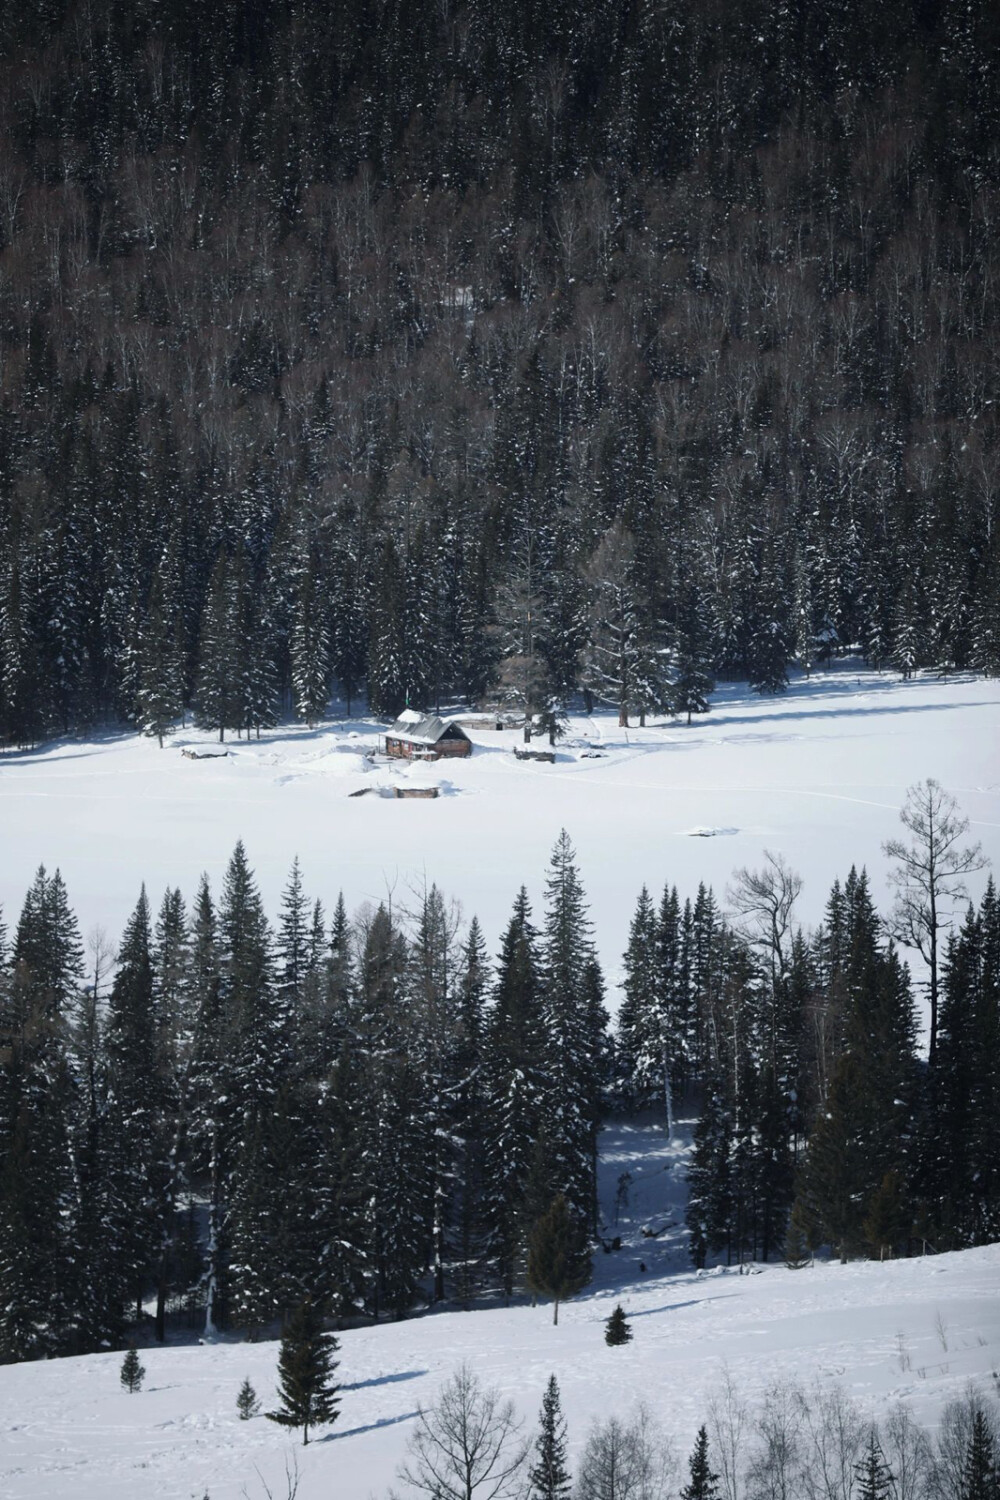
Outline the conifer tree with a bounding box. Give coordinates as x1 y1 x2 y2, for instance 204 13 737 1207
367 536 406 717
525 1193 591 1325
235 561 278 739
862 1171 909 1260
268 1297 340 1445
681 1427 720 1500
194 550 238 741
449 917 489 1304
604 1304 633 1346
482 890 547 1300
291 546 330 726
313 1047 368 1321
137 560 184 746
542 832 605 1231
801 930 917 1260
854 1430 894 1500
103 886 172 1329
923 882 1000 1247
237 1377 261 1420
617 887 660 1111
120 1345 145 1393
0 868 83 1359
746 547 789 695
276 857 311 1027
783 1200 811 1268
0 1017 80 1359
672 551 716 724
961 1409 999 1500
529 1375 572 1500
685 1091 734 1268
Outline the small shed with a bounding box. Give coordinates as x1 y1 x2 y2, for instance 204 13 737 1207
384 711 472 761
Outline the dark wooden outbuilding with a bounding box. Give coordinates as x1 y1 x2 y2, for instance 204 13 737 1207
384 712 472 760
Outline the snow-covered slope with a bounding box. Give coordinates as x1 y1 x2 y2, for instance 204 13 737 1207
1 1122 997 1500
2 668 998 1010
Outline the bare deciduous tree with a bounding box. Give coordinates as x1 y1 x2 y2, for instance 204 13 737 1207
880 1403 932 1500
796 1384 863 1500
727 851 802 986
397 1364 529 1500
882 779 988 1061
746 1383 804 1500
708 1367 749 1500
574 1405 675 1500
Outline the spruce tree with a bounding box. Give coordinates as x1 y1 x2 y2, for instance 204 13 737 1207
120 1345 146 1393
604 1304 633 1346
685 1090 734 1268
862 1171 909 1260
482 889 547 1300
529 1375 572 1500
103 887 171 1327
961 1410 999 1500
542 832 606 1232
854 1431 894 1500
291 546 330 726
194 550 238 741
453 916 489 1304
137 560 184 746
267 1298 340 1444
783 1200 811 1268
0 868 83 1359
525 1193 591 1325
801 931 917 1260
681 1427 720 1500
617 887 660 1111
672 553 716 724
237 1377 261 1420
367 536 406 717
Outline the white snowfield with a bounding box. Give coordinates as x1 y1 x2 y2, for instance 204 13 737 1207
1 668 998 1014
0 1123 998 1500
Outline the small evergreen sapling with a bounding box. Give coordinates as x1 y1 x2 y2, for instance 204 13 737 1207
854 1430 894 1500
237 1377 261 1420
681 1426 720 1500
529 1374 572 1500
604 1304 633 1346
120 1345 146 1393
267 1298 340 1445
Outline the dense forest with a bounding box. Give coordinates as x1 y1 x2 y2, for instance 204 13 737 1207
0 823 996 1362
2 0 1000 747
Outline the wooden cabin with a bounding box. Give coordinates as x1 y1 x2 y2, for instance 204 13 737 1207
384 711 472 760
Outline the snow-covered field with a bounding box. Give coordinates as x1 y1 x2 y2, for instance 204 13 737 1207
1 1122 998 1500
2 668 997 1008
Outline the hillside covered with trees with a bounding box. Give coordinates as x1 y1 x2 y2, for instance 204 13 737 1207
1 0 999 746
1 819 996 1361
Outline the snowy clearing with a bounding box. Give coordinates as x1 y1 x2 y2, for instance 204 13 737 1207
0 1121 998 1500
2 667 997 1016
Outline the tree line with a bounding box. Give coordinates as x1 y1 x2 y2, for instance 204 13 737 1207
0 830 606 1359
617 782 997 1268
240 1362 1000 1500
0 793 995 1363
2 0 1000 748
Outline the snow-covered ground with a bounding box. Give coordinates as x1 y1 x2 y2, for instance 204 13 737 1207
1 668 997 1011
1 1121 997 1500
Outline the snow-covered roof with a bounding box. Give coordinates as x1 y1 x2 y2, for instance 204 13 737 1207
385 713 469 745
